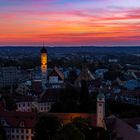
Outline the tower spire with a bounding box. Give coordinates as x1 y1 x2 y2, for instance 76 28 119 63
41 44 47 90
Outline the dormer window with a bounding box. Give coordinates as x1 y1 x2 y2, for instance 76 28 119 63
19 121 25 127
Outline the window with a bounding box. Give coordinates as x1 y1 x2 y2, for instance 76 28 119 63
19 121 25 127
21 129 24 133
21 135 24 139
26 136 29 139
99 103 102 106
16 129 19 133
12 135 15 138
16 135 19 139
6 129 10 133
31 136 34 140
26 129 29 133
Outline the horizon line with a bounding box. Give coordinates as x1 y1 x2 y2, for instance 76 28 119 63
0 45 140 48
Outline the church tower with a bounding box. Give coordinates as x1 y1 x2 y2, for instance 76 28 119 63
97 88 105 128
41 47 47 89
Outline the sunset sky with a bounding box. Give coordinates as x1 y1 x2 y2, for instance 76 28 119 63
0 0 140 46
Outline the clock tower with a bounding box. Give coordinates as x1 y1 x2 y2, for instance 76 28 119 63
41 47 47 89
97 88 105 128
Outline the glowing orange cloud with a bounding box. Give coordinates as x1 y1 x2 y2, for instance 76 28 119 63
0 3 140 46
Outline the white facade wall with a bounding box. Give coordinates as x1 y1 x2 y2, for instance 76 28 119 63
49 76 63 84
16 101 54 112
97 97 105 128
16 102 33 112
49 76 64 88
6 128 33 140
39 102 53 112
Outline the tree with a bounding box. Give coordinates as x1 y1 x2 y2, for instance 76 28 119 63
54 124 85 140
34 114 62 140
4 96 17 111
50 84 80 113
72 117 93 140
93 127 109 140
72 118 109 140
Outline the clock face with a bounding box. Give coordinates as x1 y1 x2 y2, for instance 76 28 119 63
42 54 47 64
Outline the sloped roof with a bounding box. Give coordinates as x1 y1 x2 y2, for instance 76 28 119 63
39 88 62 102
75 67 95 82
15 95 34 102
48 66 64 81
123 118 140 129
0 111 37 128
41 47 47 53
97 93 105 98
134 72 140 79
106 115 140 140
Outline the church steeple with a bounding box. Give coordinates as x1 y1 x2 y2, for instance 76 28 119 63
41 46 47 89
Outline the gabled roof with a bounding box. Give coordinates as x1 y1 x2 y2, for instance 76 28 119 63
0 111 37 128
48 66 64 81
75 67 95 82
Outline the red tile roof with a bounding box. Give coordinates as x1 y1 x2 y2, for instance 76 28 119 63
0 111 37 128
32 80 42 95
123 118 140 129
39 88 62 102
107 116 140 140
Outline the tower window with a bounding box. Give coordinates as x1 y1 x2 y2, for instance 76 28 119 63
19 121 25 127
99 103 102 106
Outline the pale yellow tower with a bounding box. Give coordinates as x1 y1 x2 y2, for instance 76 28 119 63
97 88 105 128
41 47 47 89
